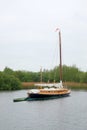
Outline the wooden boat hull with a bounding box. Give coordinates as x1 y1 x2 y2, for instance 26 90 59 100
28 92 70 99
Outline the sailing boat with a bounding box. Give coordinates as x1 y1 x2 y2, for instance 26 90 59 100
27 28 71 99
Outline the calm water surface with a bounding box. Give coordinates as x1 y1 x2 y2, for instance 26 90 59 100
0 90 87 130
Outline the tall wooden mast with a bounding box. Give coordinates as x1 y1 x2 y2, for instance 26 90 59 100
40 66 42 84
56 28 62 83
59 30 62 82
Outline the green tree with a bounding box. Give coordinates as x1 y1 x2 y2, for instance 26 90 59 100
4 67 14 75
0 72 21 90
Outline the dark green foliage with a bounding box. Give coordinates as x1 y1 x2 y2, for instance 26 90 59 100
14 71 40 82
0 71 21 90
81 72 87 83
62 65 80 82
4 67 14 75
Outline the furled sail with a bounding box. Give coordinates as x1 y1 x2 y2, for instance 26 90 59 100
34 81 63 88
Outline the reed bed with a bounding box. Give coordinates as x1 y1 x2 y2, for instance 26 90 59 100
63 82 87 90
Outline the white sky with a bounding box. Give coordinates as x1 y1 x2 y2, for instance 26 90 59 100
0 0 87 72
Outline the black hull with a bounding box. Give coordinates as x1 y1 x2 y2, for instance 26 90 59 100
29 93 70 99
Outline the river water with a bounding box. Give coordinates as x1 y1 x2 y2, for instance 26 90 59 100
0 90 87 130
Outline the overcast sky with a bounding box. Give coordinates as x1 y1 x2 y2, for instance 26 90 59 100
0 0 87 72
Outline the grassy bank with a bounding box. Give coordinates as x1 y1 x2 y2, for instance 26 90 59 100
21 82 87 90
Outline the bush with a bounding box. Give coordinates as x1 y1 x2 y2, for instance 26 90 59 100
0 72 21 90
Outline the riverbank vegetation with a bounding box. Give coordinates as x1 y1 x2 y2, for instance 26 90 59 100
0 65 87 90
